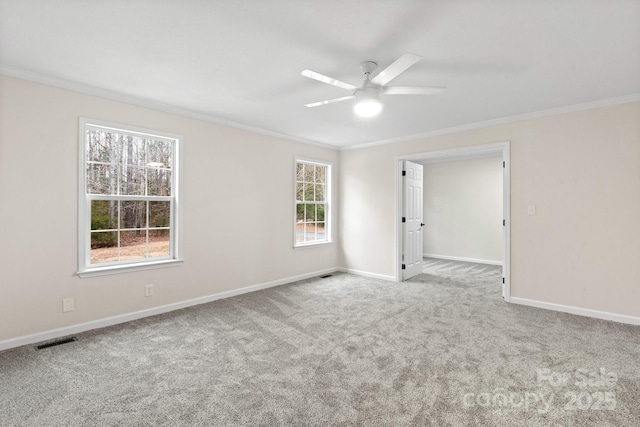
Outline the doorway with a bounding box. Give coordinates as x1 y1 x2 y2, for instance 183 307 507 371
396 142 511 301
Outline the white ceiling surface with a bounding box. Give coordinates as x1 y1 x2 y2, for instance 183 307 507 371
1 1 639 149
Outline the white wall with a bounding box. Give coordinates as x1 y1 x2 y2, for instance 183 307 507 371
339 101 640 319
422 156 503 263
2 75 639 345
0 75 339 344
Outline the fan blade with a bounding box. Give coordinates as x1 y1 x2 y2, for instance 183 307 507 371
383 86 446 95
304 95 356 108
301 69 357 92
370 53 422 86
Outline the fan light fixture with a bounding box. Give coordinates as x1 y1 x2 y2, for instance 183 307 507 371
354 87 382 117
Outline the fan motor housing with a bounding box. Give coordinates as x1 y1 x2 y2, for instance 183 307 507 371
360 61 378 75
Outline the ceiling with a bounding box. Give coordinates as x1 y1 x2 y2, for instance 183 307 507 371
1 0 639 149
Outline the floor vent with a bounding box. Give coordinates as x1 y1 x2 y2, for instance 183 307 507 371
320 274 333 279
36 337 77 350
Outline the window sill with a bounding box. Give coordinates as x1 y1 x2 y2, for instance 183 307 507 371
77 259 184 278
294 241 334 249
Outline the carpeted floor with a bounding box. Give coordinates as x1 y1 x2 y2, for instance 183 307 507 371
1 259 638 426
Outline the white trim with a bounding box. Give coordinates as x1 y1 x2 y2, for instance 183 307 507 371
4 65 638 153
77 117 184 277
502 144 511 301
423 254 503 266
293 157 332 248
0 268 338 352
396 159 405 281
77 259 184 278
399 142 507 162
337 268 395 282
293 241 334 250
396 142 511 301
510 297 640 326
341 93 640 151
5 268 635 351
0 64 337 151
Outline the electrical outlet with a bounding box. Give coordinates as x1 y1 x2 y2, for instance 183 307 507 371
62 297 75 312
145 284 154 297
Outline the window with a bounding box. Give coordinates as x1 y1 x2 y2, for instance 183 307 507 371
78 118 182 277
295 159 331 246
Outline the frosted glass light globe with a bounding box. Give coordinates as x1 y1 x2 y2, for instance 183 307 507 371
354 99 383 117
354 86 383 117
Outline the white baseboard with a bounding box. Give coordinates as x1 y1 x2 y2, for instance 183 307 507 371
423 253 503 266
6 269 635 352
337 267 396 282
0 268 338 352
509 297 640 326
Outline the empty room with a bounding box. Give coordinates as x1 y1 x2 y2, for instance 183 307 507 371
1 1 639 426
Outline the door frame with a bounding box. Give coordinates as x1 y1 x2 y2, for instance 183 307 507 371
395 141 511 301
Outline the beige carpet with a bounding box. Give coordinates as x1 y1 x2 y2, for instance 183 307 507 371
1 259 638 426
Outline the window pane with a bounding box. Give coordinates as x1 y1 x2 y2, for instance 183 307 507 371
120 201 146 230
149 229 170 258
148 139 173 169
316 166 326 184
87 163 116 194
296 203 304 222
149 201 170 227
86 129 119 163
91 230 117 249
315 184 325 202
120 166 145 195
317 205 325 222
91 200 117 230
305 203 317 221
296 182 304 202
296 162 304 182
304 223 317 241
304 164 315 182
147 168 171 196
302 183 313 202
120 230 147 260
123 136 146 167
90 231 118 263
303 223 326 242
296 224 305 242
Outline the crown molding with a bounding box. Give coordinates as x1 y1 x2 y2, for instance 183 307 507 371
0 64 338 152
341 93 640 151
3 64 637 153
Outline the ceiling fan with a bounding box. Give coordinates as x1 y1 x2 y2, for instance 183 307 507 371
301 53 446 117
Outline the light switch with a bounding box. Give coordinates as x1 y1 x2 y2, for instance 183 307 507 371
527 205 536 216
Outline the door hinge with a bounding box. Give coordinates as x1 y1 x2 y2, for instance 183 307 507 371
503 161 505 168
402 217 406 223
402 264 406 270
402 170 406 176
503 219 505 226
503 277 505 284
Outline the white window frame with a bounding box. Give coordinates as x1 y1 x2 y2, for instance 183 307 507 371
294 157 332 248
77 118 183 278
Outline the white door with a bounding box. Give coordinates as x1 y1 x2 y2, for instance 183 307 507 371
403 161 424 280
